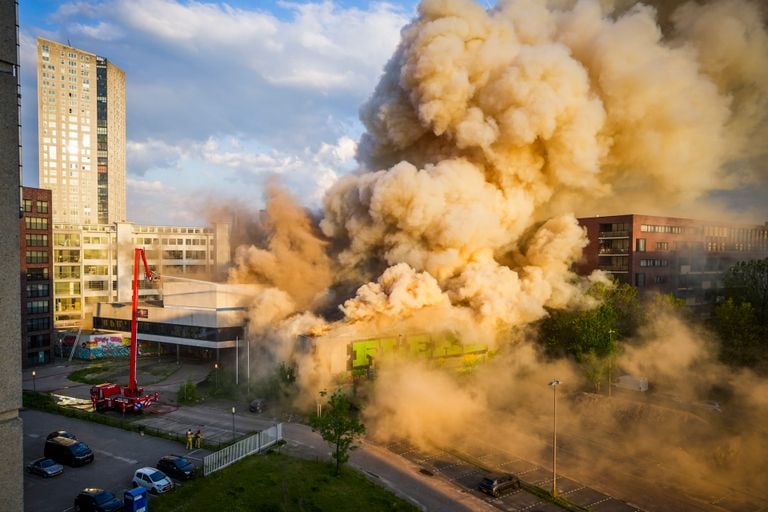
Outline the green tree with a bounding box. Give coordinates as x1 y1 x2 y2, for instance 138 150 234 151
309 390 365 476
709 298 764 367
722 258 768 323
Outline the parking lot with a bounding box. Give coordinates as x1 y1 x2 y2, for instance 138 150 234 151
385 441 641 512
22 409 210 512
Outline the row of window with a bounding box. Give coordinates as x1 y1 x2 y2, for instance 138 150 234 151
26 250 49 264
22 200 49 213
635 239 668 252
27 300 50 314
639 259 669 267
27 283 50 298
639 224 687 234
635 273 671 287
25 234 48 247
27 317 51 332
25 217 49 230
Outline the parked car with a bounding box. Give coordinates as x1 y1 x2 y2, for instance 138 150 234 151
44 436 94 466
132 467 174 494
156 455 196 480
26 457 64 478
478 473 521 497
46 430 77 441
73 488 123 512
249 398 266 413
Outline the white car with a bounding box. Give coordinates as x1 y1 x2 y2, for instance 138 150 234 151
132 467 174 494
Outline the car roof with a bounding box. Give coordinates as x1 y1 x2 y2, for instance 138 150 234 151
136 467 161 475
80 488 106 495
48 436 78 446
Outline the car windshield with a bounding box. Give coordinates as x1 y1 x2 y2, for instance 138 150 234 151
94 492 115 504
175 458 192 468
149 470 167 482
480 478 495 486
39 459 56 468
71 443 90 456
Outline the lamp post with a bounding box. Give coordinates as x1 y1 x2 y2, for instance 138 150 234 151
32 370 37 392
231 406 236 441
607 329 615 397
214 362 219 392
548 379 561 497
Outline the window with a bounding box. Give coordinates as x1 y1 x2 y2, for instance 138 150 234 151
23 199 33 212
639 259 669 267
163 250 183 260
635 273 645 287
656 242 669 251
26 317 51 332
28 334 51 349
635 239 646 252
25 217 49 230
26 250 49 264
27 283 50 298
26 268 50 281
27 300 50 314
654 275 668 284
26 234 49 247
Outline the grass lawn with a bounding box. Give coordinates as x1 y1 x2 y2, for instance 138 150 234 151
152 452 419 512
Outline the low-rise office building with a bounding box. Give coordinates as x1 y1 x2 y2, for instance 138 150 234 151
577 214 768 304
52 221 231 329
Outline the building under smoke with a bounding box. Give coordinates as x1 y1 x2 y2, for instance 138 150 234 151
577 214 768 304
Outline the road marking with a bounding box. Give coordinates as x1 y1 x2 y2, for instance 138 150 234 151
94 449 138 464
28 433 40 438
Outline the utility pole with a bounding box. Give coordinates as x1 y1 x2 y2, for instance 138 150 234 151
235 336 239 386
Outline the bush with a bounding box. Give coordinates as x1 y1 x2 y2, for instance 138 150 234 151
177 378 201 404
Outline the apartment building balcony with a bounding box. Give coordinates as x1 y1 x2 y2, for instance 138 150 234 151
598 230 629 239
599 248 629 255
598 265 630 273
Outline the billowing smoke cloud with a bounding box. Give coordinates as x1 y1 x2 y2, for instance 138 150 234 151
225 0 768 503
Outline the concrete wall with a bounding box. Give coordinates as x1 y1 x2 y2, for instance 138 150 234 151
0 1 25 509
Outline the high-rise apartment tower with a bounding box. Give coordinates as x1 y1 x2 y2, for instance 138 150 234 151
37 37 126 225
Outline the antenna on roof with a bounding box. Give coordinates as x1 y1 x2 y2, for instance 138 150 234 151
67 38 72 47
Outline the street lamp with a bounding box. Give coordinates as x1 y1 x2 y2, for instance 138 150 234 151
231 406 236 441
32 370 37 392
214 362 219 392
548 379 561 497
607 329 616 397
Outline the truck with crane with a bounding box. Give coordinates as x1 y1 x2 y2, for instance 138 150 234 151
90 248 161 414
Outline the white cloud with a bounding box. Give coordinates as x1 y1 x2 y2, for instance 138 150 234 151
127 177 165 191
19 0 413 225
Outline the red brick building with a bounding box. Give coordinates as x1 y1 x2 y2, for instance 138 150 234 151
20 187 53 366
577 214 768 304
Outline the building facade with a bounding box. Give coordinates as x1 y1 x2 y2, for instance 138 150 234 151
0 1 25 508
52 222 231 329
37 37 126 226
20 187 54 365
577 214 768 304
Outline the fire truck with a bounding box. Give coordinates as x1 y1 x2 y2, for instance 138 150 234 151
90 248 161 414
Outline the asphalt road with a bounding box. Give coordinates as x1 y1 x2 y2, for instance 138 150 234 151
22 409 209 512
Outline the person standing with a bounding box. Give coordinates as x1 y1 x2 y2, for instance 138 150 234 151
185 428 193 450
194 429 202 449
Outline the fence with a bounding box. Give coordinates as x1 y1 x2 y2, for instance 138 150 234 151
203 423 283 476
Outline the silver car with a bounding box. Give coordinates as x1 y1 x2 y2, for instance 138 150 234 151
132 467 174 494
27 457 64 478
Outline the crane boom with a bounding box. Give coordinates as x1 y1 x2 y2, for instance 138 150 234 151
126 248 159 396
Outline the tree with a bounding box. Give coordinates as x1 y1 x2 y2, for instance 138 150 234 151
709 298 764 367
309 390 365 475
722 258 768 323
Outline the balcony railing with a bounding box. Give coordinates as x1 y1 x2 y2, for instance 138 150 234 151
598 230 629 238
599 248 629 255
598 265 629 272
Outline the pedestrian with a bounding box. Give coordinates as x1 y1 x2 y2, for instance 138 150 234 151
185 428 193 450
194 429 202 449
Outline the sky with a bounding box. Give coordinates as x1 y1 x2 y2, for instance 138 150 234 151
19 0 420 226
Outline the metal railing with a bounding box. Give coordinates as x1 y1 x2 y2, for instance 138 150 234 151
203 423 283 476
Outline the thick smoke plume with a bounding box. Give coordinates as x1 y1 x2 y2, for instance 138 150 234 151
226 0 768 504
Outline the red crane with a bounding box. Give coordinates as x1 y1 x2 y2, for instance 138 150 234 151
90 248 160 413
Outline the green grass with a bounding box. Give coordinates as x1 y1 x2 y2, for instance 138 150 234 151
68 362 122 385
152 452 419 512
68 358 180 385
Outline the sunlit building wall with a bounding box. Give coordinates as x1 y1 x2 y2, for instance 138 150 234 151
37 37 126 226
